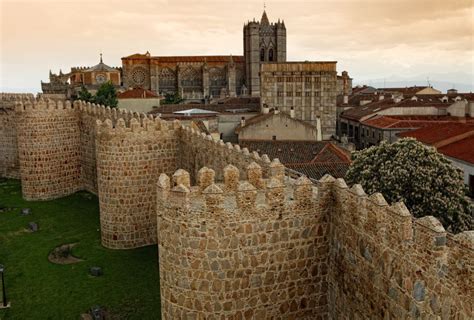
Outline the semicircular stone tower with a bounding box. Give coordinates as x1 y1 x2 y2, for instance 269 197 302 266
15 99 81 200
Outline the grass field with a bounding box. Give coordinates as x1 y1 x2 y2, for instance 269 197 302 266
0 179 161 319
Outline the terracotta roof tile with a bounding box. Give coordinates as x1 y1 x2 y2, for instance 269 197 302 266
239 140 351 180
397 123 474 147
438 136 474 164
363 115 474 129
286 162 350 180
341 98 450 122
122 53 244 63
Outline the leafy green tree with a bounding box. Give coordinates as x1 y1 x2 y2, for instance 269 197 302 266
162 92 183 105
346 138 473 233
77 86 93 102
93 81 118 107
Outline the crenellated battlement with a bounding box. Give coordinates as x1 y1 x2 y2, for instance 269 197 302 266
157 161 313 221
178 125 274 180
0 93 35 102
96 116 173 138
324 175 474 319
71 66 121 71
1 91 472 319
14 98 73 112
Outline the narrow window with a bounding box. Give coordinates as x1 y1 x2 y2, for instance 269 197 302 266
268 49 274 61
260 48 265 62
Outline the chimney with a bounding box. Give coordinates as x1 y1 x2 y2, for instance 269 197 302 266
343 95 349 104
262 104 270 114
316 117 322 141
290 107 295 118
274 107 280 115
241 116 246 127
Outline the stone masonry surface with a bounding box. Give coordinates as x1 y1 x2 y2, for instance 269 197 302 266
1 93 473 318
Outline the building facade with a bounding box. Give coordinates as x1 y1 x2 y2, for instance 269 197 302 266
41 55 122 98
121 11 286 100
260 62 338 140
121 53 244 101
243 11 287 96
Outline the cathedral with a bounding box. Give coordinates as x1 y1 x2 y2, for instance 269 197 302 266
41 10 351 139
121 10 286 99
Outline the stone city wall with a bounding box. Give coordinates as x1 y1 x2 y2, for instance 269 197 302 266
157 163 331 319
0 94 34 179
76 100 143 194
157 170 474 319
327 177 473 319
15 99 82 200
178 126 273 182
96 116 180 249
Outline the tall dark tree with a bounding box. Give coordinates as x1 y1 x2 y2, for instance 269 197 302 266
77 86 93 102
346 138 473 233
162 92 183 105
93 81 118 108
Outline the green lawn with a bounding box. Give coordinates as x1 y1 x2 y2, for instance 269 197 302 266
0 179 161 319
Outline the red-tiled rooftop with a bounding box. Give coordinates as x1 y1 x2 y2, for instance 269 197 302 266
377 86 435 95
341 98 450 121
363 115 474 129
123 53 244 63
117 88 159 99
239 140 351 180
397 123 474 147
438 136 474 164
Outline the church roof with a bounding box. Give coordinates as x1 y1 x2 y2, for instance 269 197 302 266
122 54 244 63
86 54 118 72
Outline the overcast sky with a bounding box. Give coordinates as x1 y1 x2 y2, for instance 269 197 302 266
1 0 473 93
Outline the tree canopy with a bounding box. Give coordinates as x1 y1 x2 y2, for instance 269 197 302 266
75 82 118 108
93 81 118 107
162 92 183 105
346 138 473 233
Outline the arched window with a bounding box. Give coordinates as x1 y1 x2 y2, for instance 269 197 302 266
268 49 274 62
260 48 265 62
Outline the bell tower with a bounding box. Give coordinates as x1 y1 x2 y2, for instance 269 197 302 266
243 10 286 96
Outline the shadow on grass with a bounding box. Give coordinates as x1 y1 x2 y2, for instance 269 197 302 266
0 180 161 319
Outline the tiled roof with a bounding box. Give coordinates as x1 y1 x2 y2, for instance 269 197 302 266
240 140 327 164
217 97 260 105
117 88 159 99
286 162 350 180
438 136 474 164
239 140 351 180
397 123 474 147
404 93 474 102
377 86 430 95
341 98 449 121
340 98 396 121
362 115 474 129
122 53 244 63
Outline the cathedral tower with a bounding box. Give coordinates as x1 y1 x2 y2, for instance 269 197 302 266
243 10 286 96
